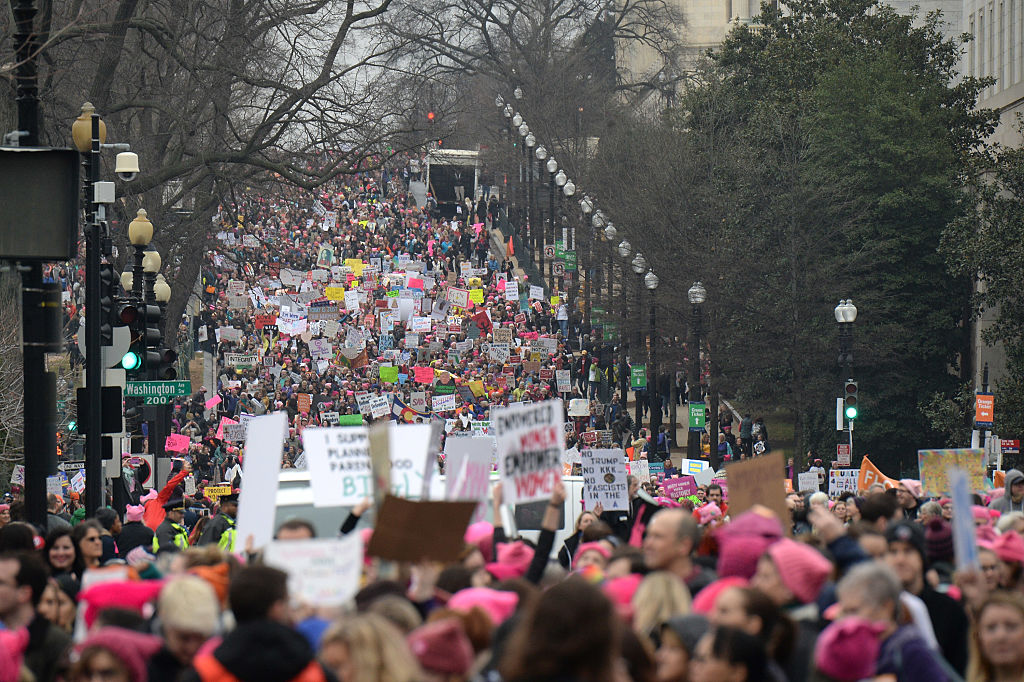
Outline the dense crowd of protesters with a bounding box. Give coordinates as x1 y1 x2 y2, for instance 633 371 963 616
0 158 1011 682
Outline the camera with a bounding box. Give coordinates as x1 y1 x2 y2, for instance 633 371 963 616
115 151 139 182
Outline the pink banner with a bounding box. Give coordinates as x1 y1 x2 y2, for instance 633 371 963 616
662 475 697 499
414 366 435 383
205 395 222 409
216 417 238 441
165 434 191 453
408 277 424 289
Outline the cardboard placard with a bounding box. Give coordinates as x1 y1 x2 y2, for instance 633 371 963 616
724 452 788 527
236 412 287 549
264 535 363 607
366 496 477 562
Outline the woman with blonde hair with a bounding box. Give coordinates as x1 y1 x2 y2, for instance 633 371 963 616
319 612 424 682
632 571 692 640
968 591 1024 682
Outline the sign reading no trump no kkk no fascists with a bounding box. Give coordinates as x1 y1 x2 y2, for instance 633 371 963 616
494 399 565 505
581 449 629 510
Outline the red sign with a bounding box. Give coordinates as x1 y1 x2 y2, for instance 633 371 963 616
1002 439 1020 454
514 313 527 324
254 314 277 330
297 393 312 414
496 375 507 388
539 368 553 380
836 443 851 466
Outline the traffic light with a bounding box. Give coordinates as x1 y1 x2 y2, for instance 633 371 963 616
427 111 435 121
844 380 859 420
99 264 116 345
156 347 178 380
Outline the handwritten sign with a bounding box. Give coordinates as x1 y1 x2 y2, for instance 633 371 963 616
725 452 788 526
264 535 362 607
494 399 565 505
302 427 372 506
581 449 629 510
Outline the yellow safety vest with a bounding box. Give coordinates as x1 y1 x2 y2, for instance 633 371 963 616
153 523 189 553
217 517 237 552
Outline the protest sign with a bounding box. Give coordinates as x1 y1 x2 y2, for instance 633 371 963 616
797 472 820 492
414 366 434 383
9 465 24 487
236 412 287 549
367 496 477 562
662 476 697 500
567 399 590 417
581 449 629 510
432 393 457 412
725 452 788 526
494 400 565 505
410 392 427 412
205 485 232 502
264 535 362 608
164 434 191 453
443 437 492 521
493 328 513 344
297 393 312 414
504 280 519 301
302 426 372 507
828 469 859 497
447 287 470 308
918 448 986 496
632 459 650 483
367 394 390 419
556 369 571 393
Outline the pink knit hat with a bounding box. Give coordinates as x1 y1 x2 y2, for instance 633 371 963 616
75 627 162 682
691 576 748 615
899 479 923 499
766 539 832 604
125 504 145 523
464 521 494 563
573 541 611 567
485 541 534 580
717 510 784 579
814 617 887 681
994 531 1024 564
78 580 165 628
447 587 518 626
407 618 474 676
602 574 643 622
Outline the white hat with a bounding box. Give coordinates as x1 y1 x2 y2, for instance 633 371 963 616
159 576 221 636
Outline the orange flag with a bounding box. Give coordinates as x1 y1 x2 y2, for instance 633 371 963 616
995 470 1006 489
507 235 515 256
857 455 898 493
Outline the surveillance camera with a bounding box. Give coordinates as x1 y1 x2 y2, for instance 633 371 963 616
115 151 140 182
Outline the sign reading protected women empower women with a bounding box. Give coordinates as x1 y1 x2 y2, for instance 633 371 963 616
494 400 565 505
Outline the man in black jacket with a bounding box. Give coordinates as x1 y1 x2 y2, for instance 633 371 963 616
197 492 238 551
885 520 968 675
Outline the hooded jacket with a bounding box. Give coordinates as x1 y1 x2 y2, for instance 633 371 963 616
185 621 336 682
990 469 1024 513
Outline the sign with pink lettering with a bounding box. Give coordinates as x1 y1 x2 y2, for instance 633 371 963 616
494 399 565 505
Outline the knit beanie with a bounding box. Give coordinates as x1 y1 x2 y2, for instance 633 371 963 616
407 618 474 676
924 518 954 564
885 521 927 565
573 542 612 567
75 627 162 682
765 539 832 604
464 521 494 563
717 510 784 580
447 587 518 626
159 576 221 636
661 614 710 657
485 541 534 581
814 617 887 681
124 504 145 523
993 531 1024 564
899 479 923 499
79 580 165 629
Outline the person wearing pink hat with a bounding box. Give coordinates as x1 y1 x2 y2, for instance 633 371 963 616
70 627 162 682
447 587 519 627
896 478 923 520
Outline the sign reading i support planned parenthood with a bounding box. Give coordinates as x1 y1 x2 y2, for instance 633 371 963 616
581 449 629 510
302 426 372 506
494 399 565 505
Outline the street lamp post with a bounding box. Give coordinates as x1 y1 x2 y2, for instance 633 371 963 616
618 240 632 408
688 282 707 462
546 156 557 287
534 145 548 274
632 252 647 433
645 270 661 441
835 299 858 457
603 223 617 319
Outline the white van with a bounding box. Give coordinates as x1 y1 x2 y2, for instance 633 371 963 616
274 470 588 558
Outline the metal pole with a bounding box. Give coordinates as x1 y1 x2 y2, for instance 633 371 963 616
14 0 59 529
549 174 555 286
688 303 702 460
84 114 104 517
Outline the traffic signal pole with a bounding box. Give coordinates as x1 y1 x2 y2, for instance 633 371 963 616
84 113 104 517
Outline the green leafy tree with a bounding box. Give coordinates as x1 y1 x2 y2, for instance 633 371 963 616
590 0 994 473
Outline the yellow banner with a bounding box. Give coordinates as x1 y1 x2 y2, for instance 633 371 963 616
324 286 346 301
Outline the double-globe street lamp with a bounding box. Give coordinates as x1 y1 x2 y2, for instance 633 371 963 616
688 281 707 461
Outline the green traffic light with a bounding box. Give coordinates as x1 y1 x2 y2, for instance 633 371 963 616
845 405 858 419
121 350 142 370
